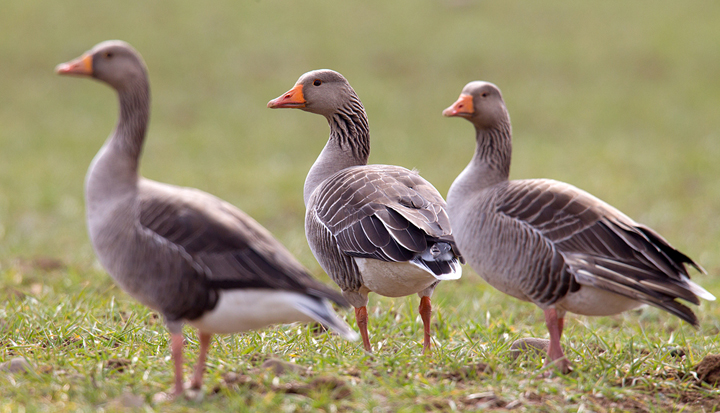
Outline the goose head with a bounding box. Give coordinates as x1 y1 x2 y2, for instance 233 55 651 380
443 81 508 130
267 69 359 118
56 40 148 91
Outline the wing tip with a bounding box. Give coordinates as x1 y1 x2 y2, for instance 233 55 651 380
687 281 716 302
294 298 359 341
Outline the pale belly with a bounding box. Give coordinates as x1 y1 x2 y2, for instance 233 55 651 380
555 285 643 316
355 258 438 298
188 290 314 334
470 255 643 316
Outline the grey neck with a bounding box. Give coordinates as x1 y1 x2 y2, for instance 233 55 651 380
303 99 370 206
114 79 151 167
451 120 513 196
85 78 150 207
471 120 512 186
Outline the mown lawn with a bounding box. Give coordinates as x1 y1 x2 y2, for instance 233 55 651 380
2 1 720 411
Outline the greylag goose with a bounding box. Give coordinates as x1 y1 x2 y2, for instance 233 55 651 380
267 70 463 354
55 41 357 396
443 81 715 373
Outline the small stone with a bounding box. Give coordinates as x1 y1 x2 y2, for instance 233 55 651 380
0 358 33 374
151 391 172 404
223 372 252 386
465 391 495 401
108 392 144 409
509 338 549 360
30 283 44 296
261 358 306 375
223 372 239 383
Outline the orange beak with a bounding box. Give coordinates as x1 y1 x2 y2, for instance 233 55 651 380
267 84 306 109
442 94 474 117
55 54 93 76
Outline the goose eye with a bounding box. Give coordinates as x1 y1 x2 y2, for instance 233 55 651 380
104 52 114 59
313 79 322 86
481 92 488 97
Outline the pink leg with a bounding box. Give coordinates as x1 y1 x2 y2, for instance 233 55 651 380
190 332 212 389
355 306 372 353
170 332 185 396
419 296 433 355
543 308 571 374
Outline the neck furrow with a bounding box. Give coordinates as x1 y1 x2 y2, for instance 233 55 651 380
114 81 150 166
329 103 370 162
471 121 512 184
303 104 370 206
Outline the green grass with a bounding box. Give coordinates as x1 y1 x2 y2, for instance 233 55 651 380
2 0 720 411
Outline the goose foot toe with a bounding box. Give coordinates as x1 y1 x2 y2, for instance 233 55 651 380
542 358 572 376
152 381 205 403
151 391 174 404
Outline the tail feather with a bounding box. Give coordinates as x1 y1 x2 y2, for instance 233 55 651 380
412 240 463 280
686 281 716 302
293 297 359 341
411 257 463 280
567 252 708 327
574 269 699 326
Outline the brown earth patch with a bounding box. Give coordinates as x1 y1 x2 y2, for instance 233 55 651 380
427 362 491 382
696 354 720 386
105 358 131 372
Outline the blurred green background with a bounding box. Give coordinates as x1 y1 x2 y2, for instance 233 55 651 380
1 1 720 410
1 0 719 281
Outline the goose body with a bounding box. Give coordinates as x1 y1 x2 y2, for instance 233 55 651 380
269 70 463 353
443 81 715 373
57 41 356 396
305 164 461 303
